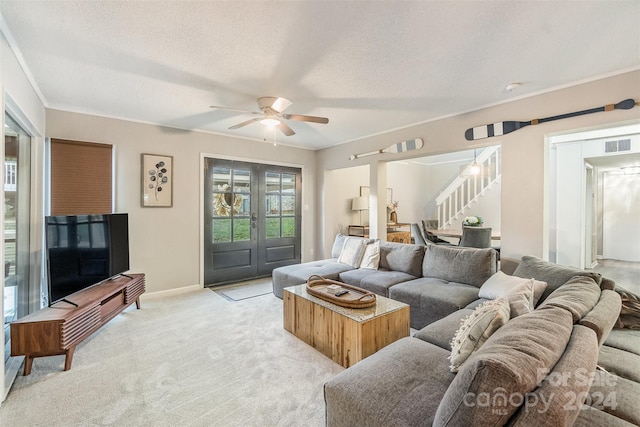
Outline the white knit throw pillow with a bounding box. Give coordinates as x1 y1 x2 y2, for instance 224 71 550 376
449 298 510 372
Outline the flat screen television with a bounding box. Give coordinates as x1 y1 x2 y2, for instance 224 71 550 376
45 213 130 306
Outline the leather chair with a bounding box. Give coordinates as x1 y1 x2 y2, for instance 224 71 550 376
459 226 492 249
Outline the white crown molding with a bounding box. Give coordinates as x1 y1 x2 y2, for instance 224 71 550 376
0 11 48 107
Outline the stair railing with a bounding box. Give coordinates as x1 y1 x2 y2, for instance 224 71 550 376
436 146 501 228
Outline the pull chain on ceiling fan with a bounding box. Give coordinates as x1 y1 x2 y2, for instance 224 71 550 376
210 96 329 136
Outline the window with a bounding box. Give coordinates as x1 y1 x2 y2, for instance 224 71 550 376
50 139 112 215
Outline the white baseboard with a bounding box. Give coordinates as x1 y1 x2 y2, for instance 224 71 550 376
141 284 203 299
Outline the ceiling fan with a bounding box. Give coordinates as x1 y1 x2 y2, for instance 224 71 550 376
210 96 329 136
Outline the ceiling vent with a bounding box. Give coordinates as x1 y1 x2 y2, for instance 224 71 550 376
604 138 632 153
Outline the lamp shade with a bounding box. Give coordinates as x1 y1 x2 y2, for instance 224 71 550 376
352 196 368 211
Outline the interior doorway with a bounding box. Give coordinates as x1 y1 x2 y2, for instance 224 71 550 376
550 125 640 268
601 169 640 262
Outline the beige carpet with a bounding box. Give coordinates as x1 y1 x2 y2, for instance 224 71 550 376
0 286 344 426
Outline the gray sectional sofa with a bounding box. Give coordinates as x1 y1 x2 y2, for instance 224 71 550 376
273 234 497 329
324 256 639 426
271 234 639 426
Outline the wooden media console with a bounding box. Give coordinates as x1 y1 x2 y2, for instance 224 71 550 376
10 273 145 375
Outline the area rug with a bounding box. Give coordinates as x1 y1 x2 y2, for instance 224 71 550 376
213 279 274 301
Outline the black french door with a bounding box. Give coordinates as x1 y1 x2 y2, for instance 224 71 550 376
203 158 302 285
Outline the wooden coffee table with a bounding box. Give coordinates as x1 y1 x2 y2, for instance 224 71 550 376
283 284 410 368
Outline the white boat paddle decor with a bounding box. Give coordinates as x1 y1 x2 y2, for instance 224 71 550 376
465 99 637 141
350 138 424 160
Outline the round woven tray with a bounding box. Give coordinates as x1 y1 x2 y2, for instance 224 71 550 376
305 275 377 309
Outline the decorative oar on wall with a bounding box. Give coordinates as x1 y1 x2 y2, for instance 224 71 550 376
465 99 637 141
349 138 424 160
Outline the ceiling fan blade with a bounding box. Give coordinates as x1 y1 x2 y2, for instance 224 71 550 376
277 122 295 136
282 114 329 124
258 96 292 113
229 117 262 129
210 105 261 114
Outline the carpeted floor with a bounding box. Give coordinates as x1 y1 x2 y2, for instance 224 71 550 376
0 285 344 426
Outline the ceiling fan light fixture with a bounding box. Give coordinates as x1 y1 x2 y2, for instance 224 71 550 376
260 117 281 127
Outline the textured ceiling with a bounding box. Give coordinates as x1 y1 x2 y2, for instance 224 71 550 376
1 1 639 150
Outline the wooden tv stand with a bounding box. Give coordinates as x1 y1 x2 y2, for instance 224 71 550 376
10 273 145 375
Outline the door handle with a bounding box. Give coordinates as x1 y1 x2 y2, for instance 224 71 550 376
251 213 257 221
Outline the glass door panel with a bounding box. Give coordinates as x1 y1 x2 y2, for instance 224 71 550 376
4 113 31 366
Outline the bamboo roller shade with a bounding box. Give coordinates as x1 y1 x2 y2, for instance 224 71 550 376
50 139 112 215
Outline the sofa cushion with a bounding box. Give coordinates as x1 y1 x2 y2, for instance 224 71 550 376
422 244 496 288
575 406 638 427
378 241 424 277
449 298 510 372
597 345 640 383
464 298 488 310
512 255 604 302
508 325 599 427
433 305 573 426
587 369 640 426
479 271 547 318
272 259 348 298
389 278 481 329
324 337 455 427
286 261 354 282
338 268 416 297
337 237 366 267
538 275 601 322
359 240 380 270
579 289 622 346
414 309 474 351
603 329 640 356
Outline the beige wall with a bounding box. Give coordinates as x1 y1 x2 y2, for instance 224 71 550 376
45 110 317 294
317 70 640 260
323 164 369 245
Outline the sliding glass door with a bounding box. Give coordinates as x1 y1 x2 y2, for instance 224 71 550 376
3 113 31 371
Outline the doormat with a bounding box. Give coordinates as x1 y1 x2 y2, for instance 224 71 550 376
213 280 273 301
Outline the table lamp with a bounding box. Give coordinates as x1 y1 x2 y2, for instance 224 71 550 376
352 196 368 225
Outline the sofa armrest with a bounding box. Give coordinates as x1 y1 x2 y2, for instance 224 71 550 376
579 289 622 346
325 337 454 427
